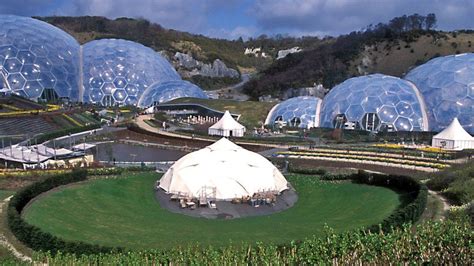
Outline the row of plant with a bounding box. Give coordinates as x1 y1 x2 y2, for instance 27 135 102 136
329 144 455 159
296 147 451 164
0 166 154 178
35 123 101 144
0 104 60 117
28 219 472 264
372 143 450 153
70 112 100 125
277 150 449 169
61 114 83 127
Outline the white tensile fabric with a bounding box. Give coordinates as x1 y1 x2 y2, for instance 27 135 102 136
208 110 246 137
159 138 288 200
432 118 474 150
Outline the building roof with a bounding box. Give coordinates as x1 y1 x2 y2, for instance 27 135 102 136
158 137 288 200
433 118 473 141
209 110 245 131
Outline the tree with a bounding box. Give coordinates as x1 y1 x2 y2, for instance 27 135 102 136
425 13 437 30
389 15 408 34
408 13 424 30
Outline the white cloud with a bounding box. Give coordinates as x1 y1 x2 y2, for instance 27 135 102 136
63 0 209 33
251 0 474 36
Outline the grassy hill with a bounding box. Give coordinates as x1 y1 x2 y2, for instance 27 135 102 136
351 32 474 77
39 16 271 72
243 31 474 99
242 13 474 99
38 15 474 99
168 97 275 128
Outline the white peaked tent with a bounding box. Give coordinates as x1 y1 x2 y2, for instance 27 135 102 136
208 110 246 137
158 138 288 200
432 118 474 150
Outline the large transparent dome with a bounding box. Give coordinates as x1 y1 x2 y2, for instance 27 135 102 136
0 15 80 101
265 96 323 128
137 80 208 108
82 39 180 106
320 74 429 131
405 53 474 133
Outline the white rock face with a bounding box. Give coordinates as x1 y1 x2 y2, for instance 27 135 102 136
281 84 327 99
277 47 302 59
174 52 239 78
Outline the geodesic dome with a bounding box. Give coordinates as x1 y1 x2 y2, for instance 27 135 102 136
82 39 180 106
320 74 429 132
0 15 80 101
405 53 474 133
265 96 323 128
137 80 208 108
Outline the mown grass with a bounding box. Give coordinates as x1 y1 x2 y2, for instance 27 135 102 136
23 172 402 250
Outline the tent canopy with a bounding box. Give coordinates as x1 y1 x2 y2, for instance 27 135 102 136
432 118 474 150
208 110 245 137
159 138 288 200
433 118 473 141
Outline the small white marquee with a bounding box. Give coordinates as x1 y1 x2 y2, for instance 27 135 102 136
208 110 246 137
432 118 474 150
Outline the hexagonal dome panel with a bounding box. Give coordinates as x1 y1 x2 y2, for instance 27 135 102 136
0 15 80 101
265 96 323 128
405 53 474 133
82 39 181 106
319 74 429 132
137 80 208 108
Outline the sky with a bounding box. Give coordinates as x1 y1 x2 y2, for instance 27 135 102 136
0 0 473 40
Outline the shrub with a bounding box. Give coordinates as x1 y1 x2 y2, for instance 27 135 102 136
427 163 473 205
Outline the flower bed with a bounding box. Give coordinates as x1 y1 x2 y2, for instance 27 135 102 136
277 151 448 169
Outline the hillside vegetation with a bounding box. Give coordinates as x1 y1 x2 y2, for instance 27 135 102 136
38 16 323 73
352 32 474 76
38 15 474 99
243 14 474 99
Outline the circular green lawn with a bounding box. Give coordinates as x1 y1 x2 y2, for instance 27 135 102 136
23 173 403 249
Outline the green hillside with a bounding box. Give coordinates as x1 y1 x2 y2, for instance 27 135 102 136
242 14 474 99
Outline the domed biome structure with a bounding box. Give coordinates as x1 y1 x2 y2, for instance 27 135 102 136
82 39 182 106
265 96 323 128
319 74 429 132
0 15 80 101
405 53 474 134
137 80 208 108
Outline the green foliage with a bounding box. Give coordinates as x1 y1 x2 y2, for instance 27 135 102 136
427 162 474 205
38 16 272 71
186 75 240 90
243 14 443 98
30 219 472 264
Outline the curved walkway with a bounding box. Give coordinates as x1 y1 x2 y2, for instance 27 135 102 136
136 115 282 149
135 115 444 172
428 190 451 220
0 196 31 262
